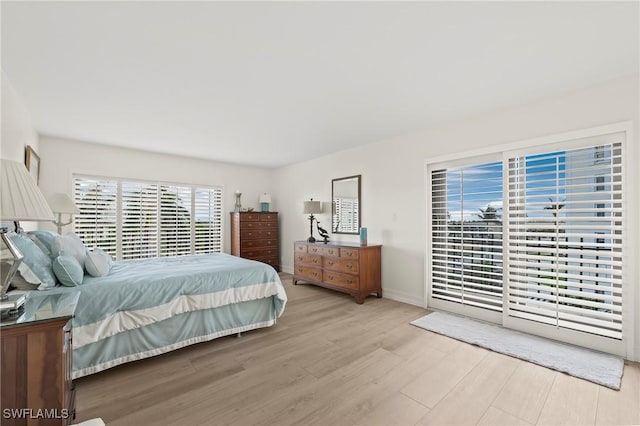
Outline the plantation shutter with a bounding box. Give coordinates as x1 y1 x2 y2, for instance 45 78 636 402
194 187 223 254
431 160 504 312
159 185 193 257
506 142 623 339
74 175 223 260
73 177 117 257
121 182 158 259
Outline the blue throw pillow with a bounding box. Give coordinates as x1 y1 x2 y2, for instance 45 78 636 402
52 255 84 286
85 248 112 277
8 233 57 290
27 230 59 258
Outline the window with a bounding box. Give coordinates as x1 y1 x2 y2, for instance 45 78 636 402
431 160 503 312
74 176 223 260
507 143 623 339
428 131 626 346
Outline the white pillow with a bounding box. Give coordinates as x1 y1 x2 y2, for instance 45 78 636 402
85 248 112 277
52 233 88 267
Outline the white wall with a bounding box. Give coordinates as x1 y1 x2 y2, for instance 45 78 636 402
38 136 275 254
1 70 39 162
1 70 42 231
274 73 640 360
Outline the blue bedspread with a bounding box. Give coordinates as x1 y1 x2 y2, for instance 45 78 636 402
43 253 286 354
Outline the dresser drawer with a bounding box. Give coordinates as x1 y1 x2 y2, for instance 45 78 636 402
319 246 339 257
260 213 278 222
241 229 278 240
294 266 322 282
257 256 279 268
295 253 322 267
323 257 359 274
240 239 277 249
323 270 359 290
241 221 278 230
340 248 360 260
307 245 323 255
241 248 278 258
239 213 261 222
295 243 308 254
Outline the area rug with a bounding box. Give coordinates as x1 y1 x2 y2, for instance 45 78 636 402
410 311 624 390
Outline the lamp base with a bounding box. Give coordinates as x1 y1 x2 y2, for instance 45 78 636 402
307 236 316 243
0 293 27 312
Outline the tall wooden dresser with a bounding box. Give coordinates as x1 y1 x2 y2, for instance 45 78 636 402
230 212 279 271
293 241 382 304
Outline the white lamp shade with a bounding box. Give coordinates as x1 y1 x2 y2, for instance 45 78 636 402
303 200 322 214
47 193 80 214
0 159 54 221
259 193 272 204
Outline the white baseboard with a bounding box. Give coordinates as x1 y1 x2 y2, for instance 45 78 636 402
382 289 424 307
281 264 294 274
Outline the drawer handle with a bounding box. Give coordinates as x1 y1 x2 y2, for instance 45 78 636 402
347 264 353 269
327 261 334 266
328 250 334 254
328 275 334 280
346 252 353 256
347 279 353 284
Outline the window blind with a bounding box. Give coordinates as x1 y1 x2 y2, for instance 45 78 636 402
121 181 158 260
431 160 504 312
74 177 118 257
159 185 193 257
194 188 223 254
506 143 623 339
74 176 223 260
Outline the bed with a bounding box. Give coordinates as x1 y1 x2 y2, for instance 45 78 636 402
22 253 287 379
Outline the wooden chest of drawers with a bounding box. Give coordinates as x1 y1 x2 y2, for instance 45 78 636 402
1 293 79 426
292 241 382 304
230 212 279 271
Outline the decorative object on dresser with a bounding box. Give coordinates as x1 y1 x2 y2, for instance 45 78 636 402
234 190 242 212
293 241 381 304
259 193 271 212
230 212 279 271
0 159 55 314
48 193 80 234
1 292 80 426
303 199 322 243
316 221 330 244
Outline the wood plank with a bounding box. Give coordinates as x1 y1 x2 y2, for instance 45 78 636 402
416 352 520 425
491 360 557 424
536 373 599 425
595 362 640 426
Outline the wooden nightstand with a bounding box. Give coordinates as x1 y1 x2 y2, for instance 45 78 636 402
1 292 80 426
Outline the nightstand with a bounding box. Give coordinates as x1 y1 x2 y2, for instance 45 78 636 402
1 292 80 426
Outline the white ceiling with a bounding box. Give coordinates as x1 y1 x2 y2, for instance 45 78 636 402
2 1 638 168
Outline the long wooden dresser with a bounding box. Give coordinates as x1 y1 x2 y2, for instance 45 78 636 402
230 212 279 271
293 241 382 304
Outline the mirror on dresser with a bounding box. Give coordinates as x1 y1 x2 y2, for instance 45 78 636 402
331 175 361 234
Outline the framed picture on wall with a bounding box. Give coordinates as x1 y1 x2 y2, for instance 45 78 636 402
25 145 40 184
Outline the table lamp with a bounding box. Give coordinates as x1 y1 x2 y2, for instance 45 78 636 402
303 199 322 243
1 159 54 312
48 193 80 234
259 193 272 212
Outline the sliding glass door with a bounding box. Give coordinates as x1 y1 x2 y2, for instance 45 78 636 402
427 129 627 355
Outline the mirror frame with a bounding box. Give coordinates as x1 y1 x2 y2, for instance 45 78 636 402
331 174 361 235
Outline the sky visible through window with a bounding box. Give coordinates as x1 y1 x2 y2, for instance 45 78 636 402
446 151 566 222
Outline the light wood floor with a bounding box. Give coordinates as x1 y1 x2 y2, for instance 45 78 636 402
75 274 640 425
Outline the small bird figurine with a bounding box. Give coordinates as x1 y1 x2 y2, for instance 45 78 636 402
316 221 330 244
